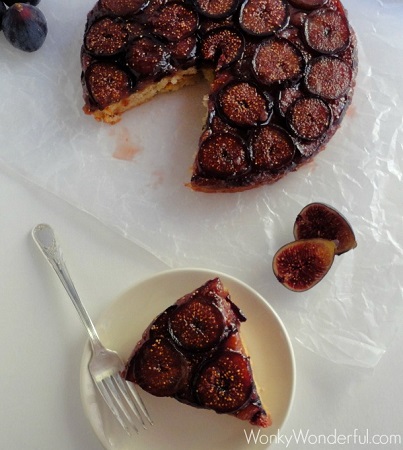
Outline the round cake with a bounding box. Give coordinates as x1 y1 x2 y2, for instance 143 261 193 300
81 0 357 192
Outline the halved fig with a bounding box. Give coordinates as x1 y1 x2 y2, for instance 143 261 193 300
195 350 253 413
287 96 331 141
197 132 250 178
194 0 240 19
288 0 328 10
85 62 133 110
294 202 357 255
169 297 226 351
239 0 289 37
305 56 352 100
84 17 128 57
126 36 172 78
250 124 295 171
272 238 336 292
217 81 272 128
152 2 199 42
200 27 245 71
99 0 149 15
304 7 350 55
252 37 304 87
131 336 188 397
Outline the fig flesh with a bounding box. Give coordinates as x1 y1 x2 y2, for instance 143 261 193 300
273 238 336 291
293 202 357 255
168 297 226 351
195 350 253 413
131 336 189 397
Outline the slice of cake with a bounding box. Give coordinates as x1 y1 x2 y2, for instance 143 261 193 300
81 0 357 192
124 278 271 427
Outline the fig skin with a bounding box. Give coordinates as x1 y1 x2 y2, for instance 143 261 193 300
293 202 357 255
272 238 336 292
2 3 47 52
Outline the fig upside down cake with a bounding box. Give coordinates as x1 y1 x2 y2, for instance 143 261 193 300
124 278 271 427
81 0 357 192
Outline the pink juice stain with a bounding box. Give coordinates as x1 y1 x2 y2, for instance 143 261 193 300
110 126 142 161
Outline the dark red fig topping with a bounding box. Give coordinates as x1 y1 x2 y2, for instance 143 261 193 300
195 351 253 413
276 84 303 117
168 35 197 62
169 297 226 351
239 0 289 37
273 238 336 292
294 202 357 255
251 124 295 171
85 17 128 57
201 27 245 71
194 0 240 19
152 2 199 42
85 62 133 110
304 7 350 54
131 337 188 397
287 96 331 141
198 132 249 178
305 56 352 100
126 36 172 77
99 0 149 16
253 37 304 86
217 81 272 128
288 0 328 10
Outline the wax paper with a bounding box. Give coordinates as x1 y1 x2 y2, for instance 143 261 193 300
1 0 402 368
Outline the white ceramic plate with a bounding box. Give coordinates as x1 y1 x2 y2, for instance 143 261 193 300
80 268 295 450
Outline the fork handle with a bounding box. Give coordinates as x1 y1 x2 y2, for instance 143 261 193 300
32 224 101 347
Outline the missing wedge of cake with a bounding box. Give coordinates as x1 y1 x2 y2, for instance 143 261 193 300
124 278 271 427
81 0 357 192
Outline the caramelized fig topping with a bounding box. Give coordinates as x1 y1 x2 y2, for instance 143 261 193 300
195 350 253 413
304 7 350 54
99 0 149 16
294 202 357 255
85 62 133 109
276 84 303 117
194 0 240 19
168 35 198 63
305 56 352 100
252 37 304 86
251 124 295 171
287 96 331 141
198 132 250 178
217 81 272 128
85 17 128 57
152 2 199 42
126 36 172 78
288 0 328 10
239 0 289 37
132 336 188 397
169 297 226 351
273 238 336 291
201 27 245 71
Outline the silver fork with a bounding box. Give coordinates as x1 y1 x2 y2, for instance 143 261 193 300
32 223 152 435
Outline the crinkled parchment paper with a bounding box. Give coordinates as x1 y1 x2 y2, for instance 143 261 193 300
1 0 402 368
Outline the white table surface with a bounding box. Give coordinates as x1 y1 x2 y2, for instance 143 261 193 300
1 165 402 450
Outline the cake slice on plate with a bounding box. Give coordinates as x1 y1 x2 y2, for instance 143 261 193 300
124 278 271 427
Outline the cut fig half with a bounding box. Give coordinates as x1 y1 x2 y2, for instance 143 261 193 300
272 238 336 292
293 202 357 255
